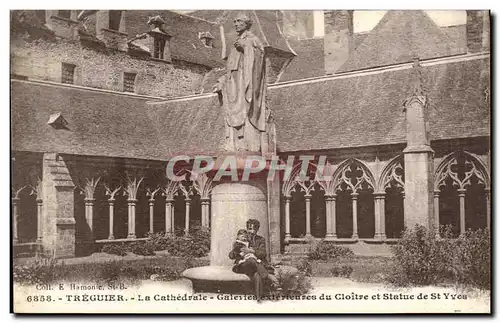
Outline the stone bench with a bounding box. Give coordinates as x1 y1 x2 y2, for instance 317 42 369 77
183 266 251 282
182 265 298 294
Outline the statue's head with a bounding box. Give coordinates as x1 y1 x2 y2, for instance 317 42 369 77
233 13 252 33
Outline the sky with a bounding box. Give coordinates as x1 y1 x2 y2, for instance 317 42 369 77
313 10 466 36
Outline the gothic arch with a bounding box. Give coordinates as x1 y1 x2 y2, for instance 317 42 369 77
434 150 491 235
378 154 405 238
281 161 308 197
434 150 490 192
331 158 376 194
378 154 405 193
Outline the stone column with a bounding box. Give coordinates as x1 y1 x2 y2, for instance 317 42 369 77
210 178 268 267
485 188 491 230
164 199 174 236
403 69 435 230
304 193 313 238
284 195 291 241
84 198 95 239
351 192 359 239
373 192 386 240
36 198 43 243
12 197 20 244
108 199 115 240
149 199 155 233
325 195 337 240
41 153 76 258
457 188 466 236
184 198 191 236
201 198 210 229
433 190 440 237
380 196 386 239
331 194 337 238
127 199 137 239
171 202 175 232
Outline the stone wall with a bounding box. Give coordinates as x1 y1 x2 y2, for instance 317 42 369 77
10 36 210 98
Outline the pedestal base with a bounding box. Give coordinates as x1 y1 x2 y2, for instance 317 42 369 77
182 266 252 293
210 180 268 266
182 265 299 294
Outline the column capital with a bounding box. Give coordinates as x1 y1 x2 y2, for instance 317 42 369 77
324 194 337 201
433 190 440 197
284 195 292 201
484 187 491 194
200 197 211 203
457 188 467 196
350 192 359 199
84 198 95 203
108 198 115 203
12 197 20 203
165 198 175 203
127 199 138 203
304 194 312 199
373 192 386 198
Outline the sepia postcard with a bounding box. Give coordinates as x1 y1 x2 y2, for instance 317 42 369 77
10 9 491 314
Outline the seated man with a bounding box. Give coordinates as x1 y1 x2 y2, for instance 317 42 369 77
228 219 280 301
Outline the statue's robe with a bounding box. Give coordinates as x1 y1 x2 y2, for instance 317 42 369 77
217 30 268 152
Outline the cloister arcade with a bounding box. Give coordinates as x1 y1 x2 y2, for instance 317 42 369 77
12 150 490 257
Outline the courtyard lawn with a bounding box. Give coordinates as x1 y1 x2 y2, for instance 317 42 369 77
13 253 210 286
311 256 395 284
15 251 396 287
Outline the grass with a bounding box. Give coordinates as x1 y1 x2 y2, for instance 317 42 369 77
13 255 210 286
310 256 395 284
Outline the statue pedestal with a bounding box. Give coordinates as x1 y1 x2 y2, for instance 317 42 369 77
182 154 272 293
210 180 269 266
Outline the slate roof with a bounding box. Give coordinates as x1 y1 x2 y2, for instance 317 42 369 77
338 11 456 73
440 24 467 53
10 80 226 160
124 10 224 68
280 38 324 82
272 56 490 152
11 81 167 161
11 55 489 159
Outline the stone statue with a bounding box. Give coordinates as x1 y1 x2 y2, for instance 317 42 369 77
212 13 269 153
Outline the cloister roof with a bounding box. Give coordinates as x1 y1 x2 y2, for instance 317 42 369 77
271 55 490 152
11 81 168 161
11 54 490 160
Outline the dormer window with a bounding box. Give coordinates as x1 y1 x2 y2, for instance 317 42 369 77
199 31 214 48
153 38 166 59
146 16 171 61
109 10 122 31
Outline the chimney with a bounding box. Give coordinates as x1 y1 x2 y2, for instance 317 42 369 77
466 10 490 53
96 10 128 51
323 10 354 74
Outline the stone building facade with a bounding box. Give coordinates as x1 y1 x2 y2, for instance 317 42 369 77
11 10 490 258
